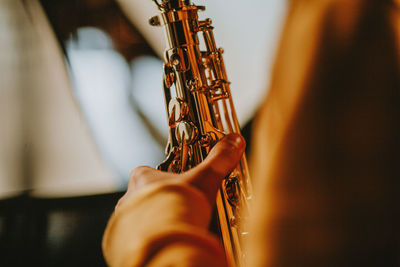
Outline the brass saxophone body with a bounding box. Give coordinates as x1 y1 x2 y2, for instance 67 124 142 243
149 0 252 265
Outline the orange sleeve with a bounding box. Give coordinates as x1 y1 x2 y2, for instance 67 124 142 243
102 183 227 267
249 0 400 266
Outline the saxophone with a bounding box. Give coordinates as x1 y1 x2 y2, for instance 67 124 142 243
149 0 252 265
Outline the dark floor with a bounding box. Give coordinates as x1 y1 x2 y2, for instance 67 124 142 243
0 192 123 267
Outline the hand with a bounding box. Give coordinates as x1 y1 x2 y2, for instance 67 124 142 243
116 133 245 210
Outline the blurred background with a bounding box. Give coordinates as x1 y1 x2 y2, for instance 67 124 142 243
0 0 286 266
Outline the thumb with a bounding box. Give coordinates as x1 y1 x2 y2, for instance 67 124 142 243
183 133 245 204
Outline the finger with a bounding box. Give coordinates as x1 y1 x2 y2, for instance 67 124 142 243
116 166 175 210
129 166 167 189
184 133 245 204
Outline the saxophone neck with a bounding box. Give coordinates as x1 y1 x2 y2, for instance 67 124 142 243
153 0 192 11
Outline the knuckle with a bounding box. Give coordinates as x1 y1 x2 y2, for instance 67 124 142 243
129 166 151 180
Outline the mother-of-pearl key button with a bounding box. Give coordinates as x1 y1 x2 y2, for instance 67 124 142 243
168 98 189 124
175 121 198 144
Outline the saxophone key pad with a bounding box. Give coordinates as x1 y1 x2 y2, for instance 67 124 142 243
175 121 198 144
163 63 175 88
168 98 189 124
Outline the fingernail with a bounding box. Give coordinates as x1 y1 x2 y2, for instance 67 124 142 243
224 134 245 149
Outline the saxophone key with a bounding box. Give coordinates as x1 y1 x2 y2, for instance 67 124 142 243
163 63 175 88
224 175 241 207
229 216 239 228
168 98 189 125
175 121 198 144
